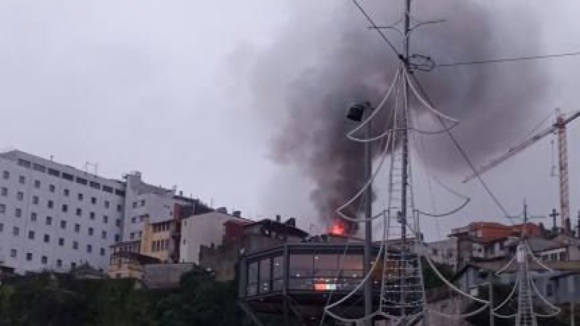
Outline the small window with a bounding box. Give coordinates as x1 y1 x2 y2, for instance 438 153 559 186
30 212 37 221
90 212 95 220
10 249 16 258
62 173 74 181
18 175 25 184
44 234 50 243
91 197 97 205
100 248 105 256
1 187 7 196
57 259 63 267
60 220 67 229
77 193 83 201
26 253 32 261
72 241 78 250
103 185 113 193
2 171 9 179
76 208 82 216
32 196 39 204
117 204 122 212
58 238 65 246
102 231 107 239
62 204 67 212
48 200 54 209
49 184 55 193
17 192 24 201
115 219 121 227
0 204 5 214
130 232 134 240
71 262 77 269
28 230 35 239
115 189 125 197
12 227 19 236
76 177 87 185
89 181 100 189
46 216 52 225
34 180 40 188
15 208 22 218
88 227 94 236
115 234 120 242
87 244 92 253
103 215 108 224
18 159 31 168
48 169 60 177
64 188 70 196
41 256 48 264
74 224 80 232
33 163 45 172
105 201 110 208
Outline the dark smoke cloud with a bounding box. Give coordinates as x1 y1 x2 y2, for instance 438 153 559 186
244 0 546 232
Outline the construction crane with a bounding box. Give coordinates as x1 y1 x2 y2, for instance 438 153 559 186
463 109 580 232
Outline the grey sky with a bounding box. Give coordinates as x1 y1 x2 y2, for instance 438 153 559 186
0 0 579 240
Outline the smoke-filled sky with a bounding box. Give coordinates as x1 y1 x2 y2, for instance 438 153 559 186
1 0 580 240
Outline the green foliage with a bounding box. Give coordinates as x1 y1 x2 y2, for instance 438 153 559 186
421 258 454 289
0 271 244 326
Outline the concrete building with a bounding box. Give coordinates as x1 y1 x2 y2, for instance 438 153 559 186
180 209 250 264
0 149 210 274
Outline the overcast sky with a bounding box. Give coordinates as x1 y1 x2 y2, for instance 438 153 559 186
1 0 579 240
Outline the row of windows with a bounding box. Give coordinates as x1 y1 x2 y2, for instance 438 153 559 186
129 231 142 240
152 221 171 233
5 161 125 197
9 249 105 265
0 185 123 212
131 215 147 224
151 239 170 252
0 204 120 226
0 222 118 241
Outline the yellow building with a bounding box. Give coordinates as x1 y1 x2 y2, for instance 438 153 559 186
140 217 175 263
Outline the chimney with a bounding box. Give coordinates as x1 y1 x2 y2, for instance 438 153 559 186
276 215 281 223
233 211 241 218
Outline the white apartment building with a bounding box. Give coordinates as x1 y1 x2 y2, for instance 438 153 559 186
0 149 209 274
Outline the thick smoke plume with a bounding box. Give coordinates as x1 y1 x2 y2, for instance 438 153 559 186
246 0 546 233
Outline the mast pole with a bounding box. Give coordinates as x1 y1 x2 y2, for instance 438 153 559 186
364 108 373 326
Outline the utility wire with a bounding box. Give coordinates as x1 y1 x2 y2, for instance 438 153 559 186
407 73 511 218
351 0 402 59
437 51 580 68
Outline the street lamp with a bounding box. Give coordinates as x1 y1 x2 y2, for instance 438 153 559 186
346 101 373 325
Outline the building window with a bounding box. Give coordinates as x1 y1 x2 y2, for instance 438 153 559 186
0 223 3 232
64 188 70 196
57 259 63 267
88 227 94 236
1 187 7 196
48 200 54 209
103 215 108 224
0 204 5 214
32 163 45 172
46 216 52 225
62 204 67 212
31 212 37 221
48 169 60 177
131 217 136 224
28 230 35 239
77 193 83 201
103 186 113 193
32 196 39 204
76 208 82 216
15 208 22 218
100 248 105 256
41 256 48 264
58 238 64 246
2 171 9 179
62 173 73 181
104 201 110 208
115 219 121 227
49 184 56 193
26 253 32 261
18 159 31 168
90 212 95 220
12 227 19 236
44 234 50 243
19 175 25 184
115 234 120 242
117 204 122 212
17 192 24 201
60 220 67 229
87 244 92 253
102 231 107 239
76 177 87 185
34 180 40 189
130 232 134 240
74 224 80 232
91 197 96 205
10 249 16 258
72 241 78 250
90 181 100 189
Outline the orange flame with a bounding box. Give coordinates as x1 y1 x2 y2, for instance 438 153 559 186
330 222 345 235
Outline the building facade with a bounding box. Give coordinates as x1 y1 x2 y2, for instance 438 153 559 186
0 149 210 274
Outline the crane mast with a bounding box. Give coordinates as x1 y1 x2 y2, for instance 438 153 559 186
464 110 580 232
